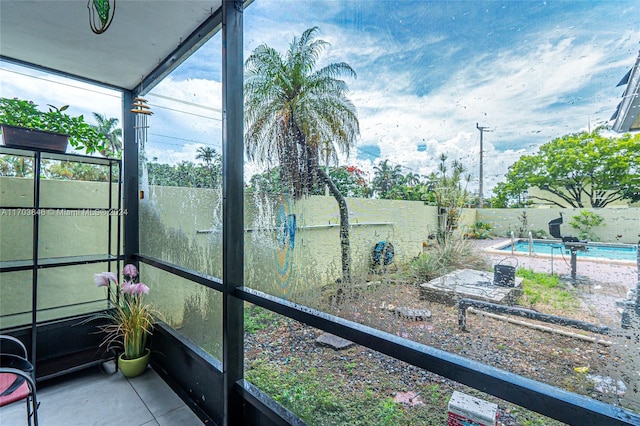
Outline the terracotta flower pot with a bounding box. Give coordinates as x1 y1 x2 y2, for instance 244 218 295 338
118 348 150 378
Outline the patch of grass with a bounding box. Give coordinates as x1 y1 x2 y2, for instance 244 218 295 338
244 304 279 334
375 398 404 425
425 384 442 405
246 358 347 424
246 358 446 425
517 268 562 289
516 268 579 312
247 355 565 426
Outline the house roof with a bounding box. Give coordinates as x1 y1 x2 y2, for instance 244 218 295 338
611 50 640 133
0 1 222 92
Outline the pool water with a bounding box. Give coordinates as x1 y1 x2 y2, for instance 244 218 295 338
503 240 638 261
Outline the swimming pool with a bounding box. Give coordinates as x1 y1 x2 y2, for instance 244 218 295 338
500 240 638 262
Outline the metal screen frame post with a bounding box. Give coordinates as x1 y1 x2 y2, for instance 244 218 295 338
122 89 139 265
222 1 245 425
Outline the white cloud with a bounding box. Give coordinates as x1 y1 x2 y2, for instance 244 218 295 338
143 76 223 164
335 23 638 194
3 1 638 197
1 62 122 123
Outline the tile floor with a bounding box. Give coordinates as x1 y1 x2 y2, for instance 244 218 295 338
0 362 203 425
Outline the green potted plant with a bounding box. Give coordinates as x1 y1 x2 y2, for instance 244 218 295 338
92 264 155 377
0 97 109 154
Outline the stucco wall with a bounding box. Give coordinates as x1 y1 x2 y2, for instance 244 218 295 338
139 186 440 287
3 176 638 330
476 207 639 243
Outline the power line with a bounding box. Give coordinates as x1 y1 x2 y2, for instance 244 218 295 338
149 133 220 146
147 92 222 113
0 67 121 99
148 103 222 121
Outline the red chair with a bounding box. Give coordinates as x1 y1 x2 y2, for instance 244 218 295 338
0 335 38 426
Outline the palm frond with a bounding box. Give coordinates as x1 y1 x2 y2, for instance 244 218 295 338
244 27 359 197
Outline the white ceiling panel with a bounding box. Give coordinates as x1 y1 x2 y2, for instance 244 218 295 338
0 0 222 90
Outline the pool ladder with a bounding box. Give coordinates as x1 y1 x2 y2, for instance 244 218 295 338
510 231 515 255
510 231 533 255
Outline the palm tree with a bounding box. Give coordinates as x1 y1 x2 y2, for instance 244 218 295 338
245 27 360 283
431 154 471 241
91 113 122 157
372 159 403 199
196 146 216 168
403 172 420 187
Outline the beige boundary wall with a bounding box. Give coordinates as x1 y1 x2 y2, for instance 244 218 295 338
475 208 639 244
140 186 440 283
285 195 439 277
3 177 637 296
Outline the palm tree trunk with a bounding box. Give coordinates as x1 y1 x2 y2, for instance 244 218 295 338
317 167 351 284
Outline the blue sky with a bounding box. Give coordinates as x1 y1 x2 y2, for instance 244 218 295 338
2 1 638 194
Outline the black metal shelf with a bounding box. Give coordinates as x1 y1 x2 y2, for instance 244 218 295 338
0 145 123 378
0 146 119 166
0 254 123 273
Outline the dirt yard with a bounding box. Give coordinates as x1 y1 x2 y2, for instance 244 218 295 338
245 244 640 424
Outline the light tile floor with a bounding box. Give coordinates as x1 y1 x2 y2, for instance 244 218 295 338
0 363 203 426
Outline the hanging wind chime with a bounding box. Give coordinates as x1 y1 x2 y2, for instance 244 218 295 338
88 0 116 34
131 98 153 199
131 97 152 152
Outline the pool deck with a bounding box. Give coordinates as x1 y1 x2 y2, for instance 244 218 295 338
484 238 637 267
480 239 638 323
481 239 637 285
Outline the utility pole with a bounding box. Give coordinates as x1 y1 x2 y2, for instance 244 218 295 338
476 123 491 208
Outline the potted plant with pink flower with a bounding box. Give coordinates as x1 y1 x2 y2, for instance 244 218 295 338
92 264 154 377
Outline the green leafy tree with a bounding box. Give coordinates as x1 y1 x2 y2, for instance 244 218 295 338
244 27 360 283
246 167 283 194
47 161 110 181
91 113 122 158
0 97 109 155
147 158 221 189
489 181 530 208
320 166 370 198
569 210 605 241
403 172 420 187
0 155 33 177
494 129 640 208
387 172 434 201
250 165 369 199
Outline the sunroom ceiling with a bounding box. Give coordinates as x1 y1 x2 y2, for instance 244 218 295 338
0 0 222 91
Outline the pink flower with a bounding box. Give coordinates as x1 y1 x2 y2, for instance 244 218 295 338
123 264 138 279
121 280 133 293
122 282 150 296
94 272 118 287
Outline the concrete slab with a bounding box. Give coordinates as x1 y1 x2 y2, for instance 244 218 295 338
316 333 355 350
419 269 523 305
391 306 432 321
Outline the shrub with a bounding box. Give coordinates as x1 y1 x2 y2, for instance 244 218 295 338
411 237 489 281
569 210 604 241
467 222 493 239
